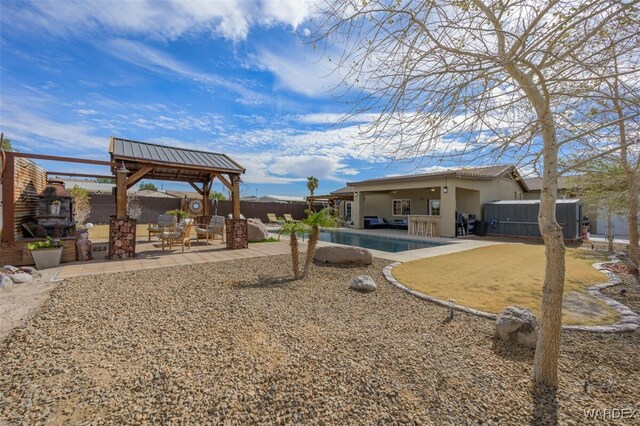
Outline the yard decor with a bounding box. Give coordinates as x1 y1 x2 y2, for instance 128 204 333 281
27 237 63 269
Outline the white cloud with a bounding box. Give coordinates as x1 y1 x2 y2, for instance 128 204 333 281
1 101 106 151
2 0 317 42
254 47 337 97
105 39 267 105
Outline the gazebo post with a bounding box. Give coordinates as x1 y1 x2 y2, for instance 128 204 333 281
231 174 241 219
109 162 136 260
115 163 128 219
203 178 210 216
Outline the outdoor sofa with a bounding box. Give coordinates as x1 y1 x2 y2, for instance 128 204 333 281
364 216 390 229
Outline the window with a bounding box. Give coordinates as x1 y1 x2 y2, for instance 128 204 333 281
392 199 411 216
344 201 353 221
429 199 441 216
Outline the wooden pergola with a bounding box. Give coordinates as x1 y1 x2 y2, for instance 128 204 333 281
109 137 245 220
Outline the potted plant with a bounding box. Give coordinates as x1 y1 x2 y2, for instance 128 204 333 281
49 199 62 215
28 237 63 269
166 209 190 221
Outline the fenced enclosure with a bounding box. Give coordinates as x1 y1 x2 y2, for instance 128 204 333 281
87 194 314 224
483 199 582 240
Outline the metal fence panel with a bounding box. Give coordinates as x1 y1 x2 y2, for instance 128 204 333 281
483 201 581 240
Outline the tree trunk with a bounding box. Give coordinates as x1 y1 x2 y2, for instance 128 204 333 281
607 212 614 252
533 112 566 388
302 226 320 277
627 177 639 275
290 234 300 279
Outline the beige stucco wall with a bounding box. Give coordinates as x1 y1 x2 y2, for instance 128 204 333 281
352 175 524 236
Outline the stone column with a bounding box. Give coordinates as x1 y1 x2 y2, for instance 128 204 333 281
440 184 457 237
353 191 365 229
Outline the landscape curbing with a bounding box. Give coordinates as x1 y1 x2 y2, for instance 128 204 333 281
382 258 640 333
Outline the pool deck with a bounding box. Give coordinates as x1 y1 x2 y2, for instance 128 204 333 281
51 227 500 279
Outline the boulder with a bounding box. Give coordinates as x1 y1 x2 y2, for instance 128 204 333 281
247 219 269 242
9 273 33 284
495 306 539 349
313 246 373 265
351 275 377 292
0 275 13 288
19 266 41 277
1 265 19 273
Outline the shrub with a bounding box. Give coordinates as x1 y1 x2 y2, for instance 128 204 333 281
27 237 62 251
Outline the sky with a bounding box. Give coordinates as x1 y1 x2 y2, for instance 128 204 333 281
0 0 474 197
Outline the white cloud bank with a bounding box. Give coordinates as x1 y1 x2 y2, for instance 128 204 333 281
3 0 318 41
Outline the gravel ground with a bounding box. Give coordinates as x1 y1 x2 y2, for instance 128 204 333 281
1 256 638 425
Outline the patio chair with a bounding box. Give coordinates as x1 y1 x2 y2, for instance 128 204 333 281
267 213 284 226
283 214 299 223
148 214 177 241
196 215 225 244
161 222 193 252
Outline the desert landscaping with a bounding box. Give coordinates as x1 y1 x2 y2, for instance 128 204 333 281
1 256 638 424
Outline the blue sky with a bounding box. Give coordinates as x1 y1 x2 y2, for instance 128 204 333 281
0 0 458 197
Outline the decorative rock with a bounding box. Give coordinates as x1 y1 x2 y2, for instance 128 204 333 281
247 219 269 242
0 275 13 288
2 265 19 273
313 246 373 265
351 275 377 292
19 266 41 277
9 273 33 284
495 306 539 349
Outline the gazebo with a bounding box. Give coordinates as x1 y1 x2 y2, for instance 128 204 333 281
109 138 247 257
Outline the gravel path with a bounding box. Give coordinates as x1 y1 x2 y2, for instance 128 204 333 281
1 256 638 425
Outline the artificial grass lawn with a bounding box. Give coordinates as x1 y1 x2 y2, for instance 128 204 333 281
392 244 618 326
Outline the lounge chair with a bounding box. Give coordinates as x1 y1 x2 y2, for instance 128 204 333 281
196 215 225 244
267 213 284 225
283 214 299 223
148 214 177 241
161 222 192 252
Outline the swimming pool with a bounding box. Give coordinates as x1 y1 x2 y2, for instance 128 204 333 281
316 230 446 253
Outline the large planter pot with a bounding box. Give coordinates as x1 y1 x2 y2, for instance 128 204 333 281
29 247 63 269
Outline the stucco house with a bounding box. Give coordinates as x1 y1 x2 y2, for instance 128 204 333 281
345 165 528 237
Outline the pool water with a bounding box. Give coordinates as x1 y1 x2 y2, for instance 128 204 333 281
317 231 445 253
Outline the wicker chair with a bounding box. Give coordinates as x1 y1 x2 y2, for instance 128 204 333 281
160 222 192 252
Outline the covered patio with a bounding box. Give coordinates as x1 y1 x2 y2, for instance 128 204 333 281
109 138 248 257
0 137 249 267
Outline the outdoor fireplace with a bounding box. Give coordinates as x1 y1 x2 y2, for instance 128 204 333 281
33 179 76 237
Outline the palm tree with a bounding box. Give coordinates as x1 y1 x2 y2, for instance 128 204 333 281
306 176 319 214
302 208 341 278
278 221 309 279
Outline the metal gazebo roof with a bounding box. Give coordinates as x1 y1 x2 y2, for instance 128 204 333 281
109 137 245 183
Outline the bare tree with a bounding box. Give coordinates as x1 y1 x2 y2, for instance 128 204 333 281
310 0 640 387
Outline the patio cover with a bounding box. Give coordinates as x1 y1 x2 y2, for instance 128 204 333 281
109 137 245 218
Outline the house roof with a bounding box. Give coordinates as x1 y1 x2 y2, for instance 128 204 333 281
348 165 528 191
133 189 180 198
109 137 245 183
60 179 116 193
331 186 354 195
165 190 203 199
522 177 571 191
